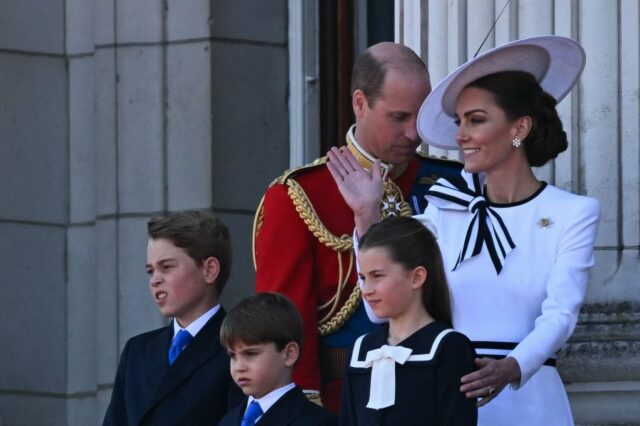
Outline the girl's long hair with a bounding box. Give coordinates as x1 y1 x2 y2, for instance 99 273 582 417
359 216 453 327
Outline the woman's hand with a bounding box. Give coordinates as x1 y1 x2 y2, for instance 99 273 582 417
460 357 521 407
326 147 382 236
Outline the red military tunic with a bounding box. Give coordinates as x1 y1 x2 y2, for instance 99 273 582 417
254 131 461 413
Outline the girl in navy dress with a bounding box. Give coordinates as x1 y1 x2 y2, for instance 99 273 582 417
340 216 477 425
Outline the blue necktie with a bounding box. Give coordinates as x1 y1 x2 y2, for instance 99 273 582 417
168 329 193 365
241 401 263 426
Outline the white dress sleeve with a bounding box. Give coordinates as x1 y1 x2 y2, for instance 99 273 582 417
509 196 601 387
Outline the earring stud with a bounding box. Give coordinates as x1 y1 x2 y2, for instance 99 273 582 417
512 137 521 148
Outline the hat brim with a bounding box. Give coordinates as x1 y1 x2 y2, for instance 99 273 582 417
417 36 585 150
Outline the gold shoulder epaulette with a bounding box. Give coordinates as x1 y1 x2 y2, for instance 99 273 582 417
270 156 328 186
415 151 463 165
254 154 359 336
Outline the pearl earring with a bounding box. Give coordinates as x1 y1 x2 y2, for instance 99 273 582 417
512 137 521 148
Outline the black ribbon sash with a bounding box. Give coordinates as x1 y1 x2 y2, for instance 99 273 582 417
425 173 516 274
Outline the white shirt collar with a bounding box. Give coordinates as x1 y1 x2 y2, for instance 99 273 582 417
247 382 296 421
172 304 221 338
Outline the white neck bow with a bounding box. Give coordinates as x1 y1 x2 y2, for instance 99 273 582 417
363 344 413 409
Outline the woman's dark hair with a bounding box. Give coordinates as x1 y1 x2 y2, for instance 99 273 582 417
466 70 568 167
359 216 453 327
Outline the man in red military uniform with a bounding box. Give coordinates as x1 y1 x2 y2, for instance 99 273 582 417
253 42 462 413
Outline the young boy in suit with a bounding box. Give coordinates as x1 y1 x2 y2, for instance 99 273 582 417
218 293 337 426
103 209 241 426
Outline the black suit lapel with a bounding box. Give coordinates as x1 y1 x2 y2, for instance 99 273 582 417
145 325 172 387
228 399 248 426
145 308 226 413
130 326 172 426
257 387 306 426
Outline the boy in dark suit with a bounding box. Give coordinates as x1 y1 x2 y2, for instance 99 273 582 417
218 293 337 426
103 210 241 426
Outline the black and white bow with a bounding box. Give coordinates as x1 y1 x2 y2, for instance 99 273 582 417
426 173 515 274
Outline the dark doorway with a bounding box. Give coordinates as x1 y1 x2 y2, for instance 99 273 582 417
318 0 394 153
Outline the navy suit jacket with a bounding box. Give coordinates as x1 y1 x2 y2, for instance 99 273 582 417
103 308 242 426
218 386 337 426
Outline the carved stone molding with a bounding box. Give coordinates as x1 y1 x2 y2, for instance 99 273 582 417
559 302 640 382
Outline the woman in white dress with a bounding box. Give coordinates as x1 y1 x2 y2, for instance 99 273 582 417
326 36 601 425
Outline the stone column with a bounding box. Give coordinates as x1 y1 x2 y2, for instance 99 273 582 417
0 0 98 423
95 0 217 419
0 0 290 423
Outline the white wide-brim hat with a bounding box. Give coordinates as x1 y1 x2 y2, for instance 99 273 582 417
417 35 585 150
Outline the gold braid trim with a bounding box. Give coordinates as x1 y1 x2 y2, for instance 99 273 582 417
252 163 359 335
284 170 414 336
251 194 266 270
399 202 413 217
317 246 354 327
284 177 361 336
345 126 407 179
286 179 353 252
380 179 414 219
252 157 327 270
305 393 323 406
318 284 361 336
316 247 350 313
